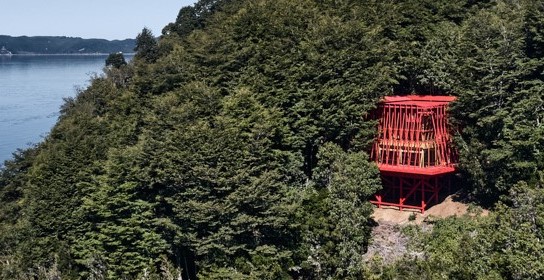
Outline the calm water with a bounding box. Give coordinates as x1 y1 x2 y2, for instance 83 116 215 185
0 55 113 164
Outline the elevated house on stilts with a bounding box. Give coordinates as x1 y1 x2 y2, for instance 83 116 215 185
370 95 457 214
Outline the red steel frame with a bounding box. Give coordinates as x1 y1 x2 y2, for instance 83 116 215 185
370 95 456 213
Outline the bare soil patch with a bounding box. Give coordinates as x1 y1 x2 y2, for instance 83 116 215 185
364 194 489 264
371 194 488 225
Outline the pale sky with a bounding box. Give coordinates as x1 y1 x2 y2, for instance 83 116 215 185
0 0 197 40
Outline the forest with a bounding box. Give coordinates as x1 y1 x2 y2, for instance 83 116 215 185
0 35 135 54
0 0 543 279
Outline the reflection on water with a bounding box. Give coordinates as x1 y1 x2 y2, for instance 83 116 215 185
0 55 119 164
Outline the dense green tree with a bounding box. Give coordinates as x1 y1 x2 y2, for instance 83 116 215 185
162 0 243 38
105 52 127 68
297 143 381 278
0 148 39 279
134 27 159 63
145 86 303 278
163 6 199 37
450 0 544 202
72 146 170 279
11 76 145 276
377 180 544 280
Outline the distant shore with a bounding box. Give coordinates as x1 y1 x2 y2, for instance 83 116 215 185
0 35 136 55
4 53 136 56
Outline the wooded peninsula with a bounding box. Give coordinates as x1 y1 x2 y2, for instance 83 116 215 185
0 35 135 54
0 0 543 279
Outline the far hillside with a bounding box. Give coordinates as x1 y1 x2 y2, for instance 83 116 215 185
0 35 135 54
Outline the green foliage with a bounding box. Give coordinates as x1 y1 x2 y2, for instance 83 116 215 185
74 177 169 279
297 143 381 279
150 86 303 278
489 182 544 279
450 0 544 201
0 148 39 279
162 0 243 38
105 52 127 68
2 0 544 278
134 27 159 63
376 181 544 280
3 75 146 276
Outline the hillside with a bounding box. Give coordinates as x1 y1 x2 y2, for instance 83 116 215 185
0 0 543 279
0 35 135 54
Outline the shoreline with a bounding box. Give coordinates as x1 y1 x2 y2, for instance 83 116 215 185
4 53 135 56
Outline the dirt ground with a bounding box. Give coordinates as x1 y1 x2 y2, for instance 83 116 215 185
371 194 488 225
363 194 489 264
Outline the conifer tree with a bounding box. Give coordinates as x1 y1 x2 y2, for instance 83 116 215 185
134 27 159 63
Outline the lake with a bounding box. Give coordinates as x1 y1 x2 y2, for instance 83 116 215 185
0 55 122 165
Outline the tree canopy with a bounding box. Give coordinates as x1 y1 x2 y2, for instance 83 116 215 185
0 0 543 279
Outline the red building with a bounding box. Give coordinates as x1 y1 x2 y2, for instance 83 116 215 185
370 95 457 213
